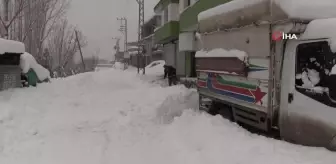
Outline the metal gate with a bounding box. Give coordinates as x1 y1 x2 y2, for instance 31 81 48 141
0 53 22 91
0 65 21 91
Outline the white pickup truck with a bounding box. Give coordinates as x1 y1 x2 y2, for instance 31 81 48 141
196 0 336 150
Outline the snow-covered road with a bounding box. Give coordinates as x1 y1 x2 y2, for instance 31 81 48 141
0 67 335 164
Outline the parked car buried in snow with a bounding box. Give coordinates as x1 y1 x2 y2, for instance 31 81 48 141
196 0 336 151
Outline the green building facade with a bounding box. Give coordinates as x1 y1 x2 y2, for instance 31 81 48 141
153 0 232 78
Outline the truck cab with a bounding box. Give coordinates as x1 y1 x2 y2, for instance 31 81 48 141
280 22 336 150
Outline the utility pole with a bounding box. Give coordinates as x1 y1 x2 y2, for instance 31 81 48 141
75 30 86 71
112 37 120 62
136 0 145 74
117 17 128 69
112 37 120 52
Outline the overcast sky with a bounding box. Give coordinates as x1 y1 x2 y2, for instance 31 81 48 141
67 0 158 61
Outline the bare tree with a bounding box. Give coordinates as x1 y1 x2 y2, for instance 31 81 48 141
0 0 27 38
1 0 88 78
1 0 70 58
47 18 87 76
36 0 70 56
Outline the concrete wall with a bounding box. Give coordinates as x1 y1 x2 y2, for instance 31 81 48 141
152 53 163 62
179 32 196 51
168 3 179 21
159 2 179 27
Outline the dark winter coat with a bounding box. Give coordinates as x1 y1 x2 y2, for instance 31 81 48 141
164 65 176 79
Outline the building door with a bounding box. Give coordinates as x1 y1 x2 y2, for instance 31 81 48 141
190 51 196 77
163 43 176 67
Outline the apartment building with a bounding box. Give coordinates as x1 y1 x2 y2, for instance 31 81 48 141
153 0 181 75
128 14 163 68
153 0 232 78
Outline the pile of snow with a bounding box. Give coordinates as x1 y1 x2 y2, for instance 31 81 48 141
20 52 50 81
155 88 198 124
198 0 336 22
114 62 125 70
0 68 335 163
0 38 25 54
195 48 248 62
164 110 336 164
300 18 336 53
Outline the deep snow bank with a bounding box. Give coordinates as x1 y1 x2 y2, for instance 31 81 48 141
114 62 125 70
164 110 336 164
0 68 335 164
155 88 198 124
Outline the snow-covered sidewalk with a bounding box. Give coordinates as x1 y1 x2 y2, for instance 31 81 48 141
0 68 335 164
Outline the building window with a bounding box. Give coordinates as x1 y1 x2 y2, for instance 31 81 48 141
187 0 191 6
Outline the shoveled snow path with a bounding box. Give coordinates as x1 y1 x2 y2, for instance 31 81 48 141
0 68 335 164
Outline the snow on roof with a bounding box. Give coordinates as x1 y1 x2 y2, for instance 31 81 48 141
300 18 336 52
20 52 50 81
195 48 248 62
0 38 25 54
198 0 336 32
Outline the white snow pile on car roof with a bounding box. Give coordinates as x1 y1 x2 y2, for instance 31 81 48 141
20 52 50 81
0 38 25 54
300 18 336 53
198 0 336 22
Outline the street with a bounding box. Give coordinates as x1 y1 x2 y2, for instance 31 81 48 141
0 67 335 164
